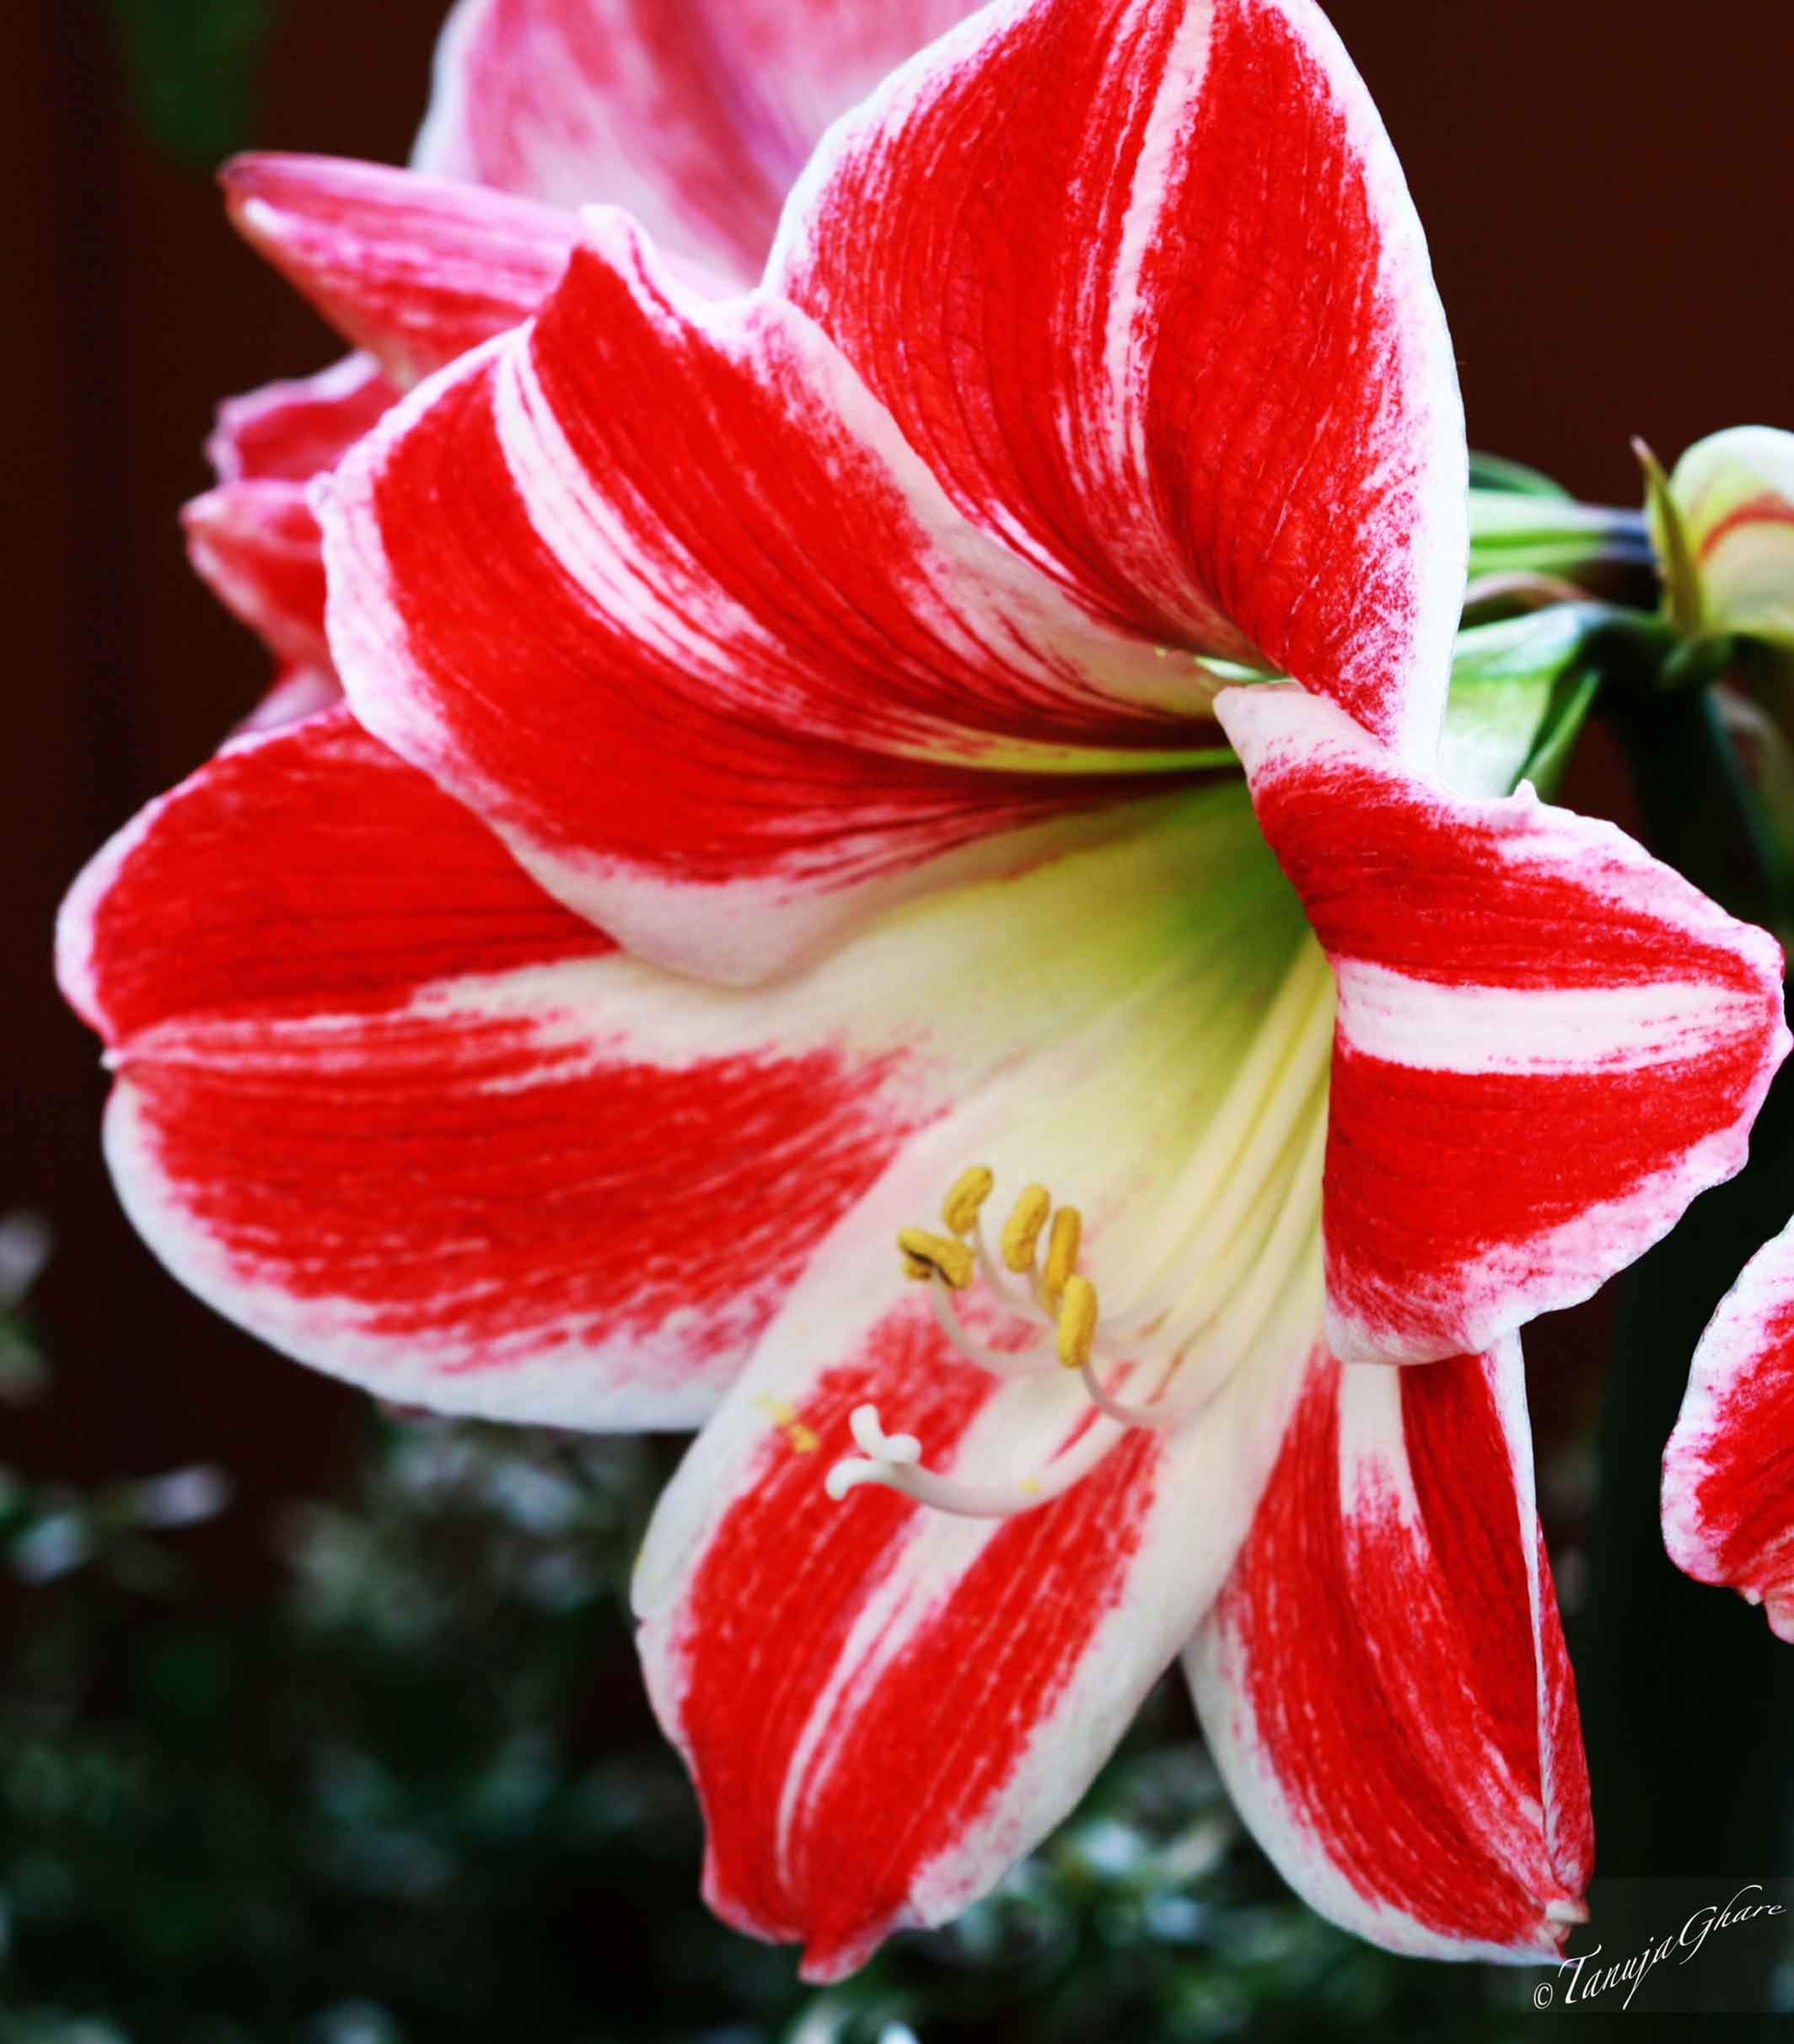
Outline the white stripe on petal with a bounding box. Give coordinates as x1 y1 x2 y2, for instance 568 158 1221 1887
1334 959 1773 1077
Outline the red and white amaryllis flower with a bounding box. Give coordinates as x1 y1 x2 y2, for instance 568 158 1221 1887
62 0 1791 1982
181 0 983 716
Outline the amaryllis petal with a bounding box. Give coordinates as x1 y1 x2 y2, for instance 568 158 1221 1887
59 717 1286 1428
207 351 398 486
412 0 980 286
184 483 330 672
771 0 1466 761
1663 1218 1794 1640
54 709 938 1428
325 211 1227 983
1219 683 1791 1366
237 664 342 736
1187 1341 1592 1961
193 353 400 682
635 1107 1322 1982
223 153 580 387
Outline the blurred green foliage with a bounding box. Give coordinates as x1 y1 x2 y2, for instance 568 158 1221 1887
0 1273 1539 2041
104 0 277 166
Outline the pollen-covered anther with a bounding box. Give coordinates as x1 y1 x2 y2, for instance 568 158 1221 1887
896 1227 974 1289
1043 1206 1082 1304
838 1166 1206 1520
999 1184 1051 1272
1057 1274 1098 1369
941 1165 995 1235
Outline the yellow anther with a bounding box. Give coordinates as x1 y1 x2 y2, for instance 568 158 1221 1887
941 1165 996 1235
1044 1206 1082 1304
1000 1185 1051 1272
897 1227 975 1289
1057 1275 1098 1369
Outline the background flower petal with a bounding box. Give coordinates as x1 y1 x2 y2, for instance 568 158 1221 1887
412 0 982 284
1663 1216 1794 1641
224 153 581 387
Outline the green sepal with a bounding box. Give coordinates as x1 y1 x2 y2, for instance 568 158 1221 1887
1468 450 1571 498
1441 603 1656 799
1635 436 1706 638
1466 489 1655 589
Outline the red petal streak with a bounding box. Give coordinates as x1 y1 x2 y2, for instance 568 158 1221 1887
325 213 1217 982
1190 1343 1592 1961
774 0 1465 759
1698 492 1794 565
194 354 398 675
1664 1219 1794 1640
644 1298 1163 1978
224 153 578 386
56 710 927 1428
636 1144 1319 1981
184 483 331 671
1222 684 1791 1364
207 352 397 486
413 0 980 285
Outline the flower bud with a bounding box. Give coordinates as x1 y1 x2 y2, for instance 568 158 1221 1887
1648 427 1794 649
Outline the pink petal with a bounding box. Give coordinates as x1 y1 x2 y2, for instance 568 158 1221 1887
413 0 982 285
1663 1220 1794 1641
194 354 398 677
1189 1340 1593 1961
236 664 343 735
772 0 1466 761
184 482 331 672
1221 683 1791 1366
55 709 943 1428
634 1124 1317 1980
325 211 1222 983
223 154 580 387
207 352 398 486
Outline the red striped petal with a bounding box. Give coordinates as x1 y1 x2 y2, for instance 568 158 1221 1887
1189 1341 1593 1961
184 482 331 672
635 1124 1318 1980
1220 684 1791 1365
325 211 1221 982
55 709 940 1428
772 0 1465 761
414 0 981 286
1663 1219 1794 1641
224 154 580 387
207 352 398 486
192 354 399 677
236 665 343 735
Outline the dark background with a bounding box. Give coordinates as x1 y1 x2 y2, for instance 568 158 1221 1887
5 0 1794 1616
